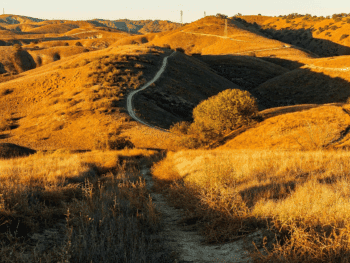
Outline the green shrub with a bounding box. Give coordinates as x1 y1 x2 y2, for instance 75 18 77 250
171 89 259 149
193 89 258 135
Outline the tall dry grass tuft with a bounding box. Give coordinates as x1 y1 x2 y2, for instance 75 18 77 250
152 149 350 261
0 149 176 262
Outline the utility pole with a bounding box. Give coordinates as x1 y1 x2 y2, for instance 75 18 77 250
224 18 228 37
204 11 206 17
180 10 183 25
3 8 4 15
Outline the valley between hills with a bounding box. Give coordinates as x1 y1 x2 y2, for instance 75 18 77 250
1 13 350 262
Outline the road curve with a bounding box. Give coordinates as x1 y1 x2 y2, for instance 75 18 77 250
127 51 176 131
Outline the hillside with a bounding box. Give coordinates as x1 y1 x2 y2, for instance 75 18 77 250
197 55 288 95
238 14 350 57
131 51 241 129
2 12 350 263
253 55 350 108
220 104 350 150
0 43 250 150
0 15 180 34
0 45 166 150
92 19 181 34
148 16 314 60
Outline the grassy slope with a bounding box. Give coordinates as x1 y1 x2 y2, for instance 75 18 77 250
220 104 350 150
152 148 350 261
0 44 247 151
239 15 350 56
254 55 350 108
131 51 242 129
0 148 178 262
0 45 170 150
110 16 313 62
197 55 289 95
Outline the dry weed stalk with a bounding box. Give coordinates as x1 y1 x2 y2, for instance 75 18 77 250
0 149 176 262
152 149 350 261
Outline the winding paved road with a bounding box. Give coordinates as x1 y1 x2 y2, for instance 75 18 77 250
126 51 176 131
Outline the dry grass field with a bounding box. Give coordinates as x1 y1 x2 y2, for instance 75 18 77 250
0 148 178 262
152 148 350 262
2 12 350 262
221 104 350 150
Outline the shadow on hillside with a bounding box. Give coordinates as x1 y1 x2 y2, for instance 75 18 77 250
259 56 304 70
234 17 350 57
253 67 350 109
0 134 10 139
198 54 296 92
131 51 350 129
194 53 350 110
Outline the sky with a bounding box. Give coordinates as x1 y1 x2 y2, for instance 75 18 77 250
3 0 350 23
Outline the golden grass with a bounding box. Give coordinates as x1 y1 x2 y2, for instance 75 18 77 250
0 45 169 150
147 16 313 61
240 15 350 57
222 105 350 150
0 148 177 262
152 148 350 261
0 148 155 213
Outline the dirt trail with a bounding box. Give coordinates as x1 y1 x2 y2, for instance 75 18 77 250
127 51 175 132
181 30 249 42
305 64 350 72
180 30 321 57
180 30 296 54
140 165 265 263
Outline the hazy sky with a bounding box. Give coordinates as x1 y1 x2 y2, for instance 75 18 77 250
3 0 350 23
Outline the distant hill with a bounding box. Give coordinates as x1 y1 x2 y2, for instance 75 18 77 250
0 15 181 34
237 14 350 57
91 19 181 34
0 14 44 24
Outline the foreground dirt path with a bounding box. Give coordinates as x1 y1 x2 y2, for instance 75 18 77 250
140 164 264 263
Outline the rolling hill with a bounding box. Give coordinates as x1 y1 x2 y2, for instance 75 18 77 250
238 14 350 57
1 14 350 152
